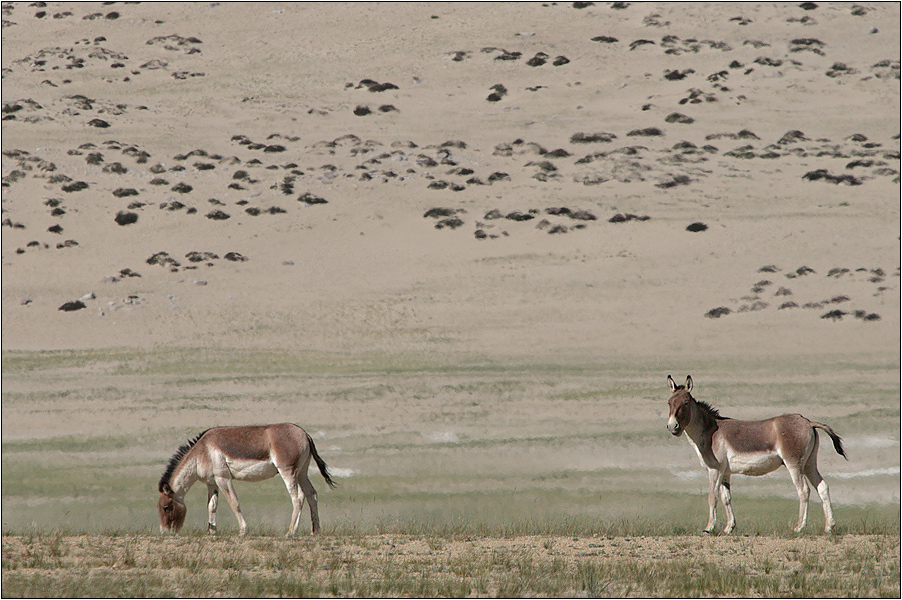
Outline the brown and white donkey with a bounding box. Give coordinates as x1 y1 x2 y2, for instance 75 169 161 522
158 423 336 536
666 375 846 534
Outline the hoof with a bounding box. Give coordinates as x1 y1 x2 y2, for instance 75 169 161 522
702 529 714 536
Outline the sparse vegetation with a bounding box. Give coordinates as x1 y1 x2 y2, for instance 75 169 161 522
2 531 898 597
2 350 898 597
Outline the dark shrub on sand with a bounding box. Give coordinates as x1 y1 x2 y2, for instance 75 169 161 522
114 211 138 226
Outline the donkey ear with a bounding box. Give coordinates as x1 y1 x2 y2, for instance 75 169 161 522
161 483 173 496
667 375 677 392
686 375 693 392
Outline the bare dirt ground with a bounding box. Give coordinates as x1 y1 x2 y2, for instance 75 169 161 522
3 533 899 597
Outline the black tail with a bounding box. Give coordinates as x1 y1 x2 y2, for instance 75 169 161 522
812 422 848 460
308 435 337 488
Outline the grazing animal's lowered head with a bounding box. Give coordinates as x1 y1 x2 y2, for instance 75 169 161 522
158 482 186 533
156 424 334 537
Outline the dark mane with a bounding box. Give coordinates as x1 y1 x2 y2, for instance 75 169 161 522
159 429 209 492
695 399 728 421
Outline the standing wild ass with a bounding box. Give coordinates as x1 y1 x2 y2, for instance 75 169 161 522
665 375 846 534
158 423 336 536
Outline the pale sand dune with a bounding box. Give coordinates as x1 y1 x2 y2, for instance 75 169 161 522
2 2 898 361
0 6 898 359
1 3 899 536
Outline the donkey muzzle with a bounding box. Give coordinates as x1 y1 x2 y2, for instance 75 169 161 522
667 417 682 436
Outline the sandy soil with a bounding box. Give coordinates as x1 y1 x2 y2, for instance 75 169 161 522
2 2 898 362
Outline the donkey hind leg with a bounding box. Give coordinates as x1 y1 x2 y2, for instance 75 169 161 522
277 467 304 537
298 471 320 534
720 475 736 534
206 484 219 534
704 469 723 534
804 456 835 533
786 463 811 533
215 475 249 536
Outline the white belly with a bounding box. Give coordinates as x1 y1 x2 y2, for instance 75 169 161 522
727 451 783 476
226 458 279 481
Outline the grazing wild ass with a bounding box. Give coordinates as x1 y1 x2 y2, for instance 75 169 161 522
665 375 846 534
158 423 336 536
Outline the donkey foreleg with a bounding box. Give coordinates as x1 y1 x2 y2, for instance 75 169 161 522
704 469 723 534
720 476 736 534
206 484 219 534
215 475 248 536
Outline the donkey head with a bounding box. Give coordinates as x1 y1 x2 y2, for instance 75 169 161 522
666 375 694 436
158 483 187 533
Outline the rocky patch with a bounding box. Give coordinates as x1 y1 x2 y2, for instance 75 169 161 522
114 211 138 226
58 300 87 312
705 264 893 322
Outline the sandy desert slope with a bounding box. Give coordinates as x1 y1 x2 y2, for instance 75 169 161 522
1 1 898 361
0 2 899 546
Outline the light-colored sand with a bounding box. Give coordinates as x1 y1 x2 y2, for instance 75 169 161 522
1 2 899 541
2 2 898 361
